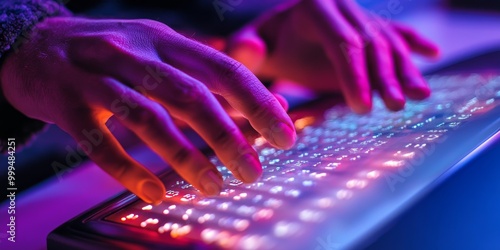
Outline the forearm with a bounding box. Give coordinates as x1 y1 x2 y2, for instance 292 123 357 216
0 0 71 152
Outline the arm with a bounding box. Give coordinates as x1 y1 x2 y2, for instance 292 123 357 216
0 0 71 152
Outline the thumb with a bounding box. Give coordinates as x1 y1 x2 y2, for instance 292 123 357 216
226 27 267 73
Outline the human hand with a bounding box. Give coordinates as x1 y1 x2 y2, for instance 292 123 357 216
0 17 296 204
227 0 440 113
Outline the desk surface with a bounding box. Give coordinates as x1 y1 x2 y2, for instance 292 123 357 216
2 5 500 250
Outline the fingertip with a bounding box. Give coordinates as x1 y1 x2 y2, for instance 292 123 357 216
405 83 431 100
237 154 263 183
199 169 223 196
270 122 297 150
273 93 289 111
385 97 406 111
383 84 406 111
139 179 166 205
350 91 373 114
421 43 441 59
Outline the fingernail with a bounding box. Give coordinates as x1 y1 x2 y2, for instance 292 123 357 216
351 92 372 114
140 180 165 205
200 170 223 196
271 122 296 149
238 154 262 183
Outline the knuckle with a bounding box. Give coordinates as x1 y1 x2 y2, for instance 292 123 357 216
171 147 193 166
214 55 248 89
129 105 162 127
166 77 207 108
248 96 275 121
212 126 239 150
68 33 130 62
135 19 175 34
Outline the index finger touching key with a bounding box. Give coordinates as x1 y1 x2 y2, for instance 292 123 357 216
59 114 166 205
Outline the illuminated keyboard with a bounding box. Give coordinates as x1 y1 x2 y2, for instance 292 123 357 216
52 73 500 250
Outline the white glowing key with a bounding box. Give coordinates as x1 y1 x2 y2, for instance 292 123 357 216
141 205 153 210
302 180 314 186
383 160 405 167
219 234 239 249
316 197 334 208
346 179 367 189
182 214 189 220
186 209 193 215
203 213 215 221
168 205 176 210
215 231 231 246
336 189 353 200
254 137 266 146
234 219 250 231
198 217 206 224
264 198 282 208
201 229 218 244
315 172 327 178
269 186 283 194
285 189 300 197
179 225 192 235
273 221 300 238
162 209 170 214
299 209 325 222
252 208 274 221
402 152 415 158
217 202 231 210
367 170 380 179
239 235 262 250
236 205 256 216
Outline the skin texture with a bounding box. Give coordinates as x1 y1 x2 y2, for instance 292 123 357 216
227 0 440 113
0 17 296 205
0 0 439 205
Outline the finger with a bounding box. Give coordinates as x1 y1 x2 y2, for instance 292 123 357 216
58 110 166 205
337 0 405 111
94 78 225 195
391 22 440 58
217 92 289 118
382 27 431 100
367 40 406 110
100 62 263 183
155 33 296 149
305 0 372 113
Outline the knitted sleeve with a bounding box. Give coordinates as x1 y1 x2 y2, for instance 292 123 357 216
0 0 71 152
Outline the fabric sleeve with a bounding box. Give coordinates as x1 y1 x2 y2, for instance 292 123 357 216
0 0 71 152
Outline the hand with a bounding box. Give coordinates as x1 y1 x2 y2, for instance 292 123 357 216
0 17 296 204
227 0 440 113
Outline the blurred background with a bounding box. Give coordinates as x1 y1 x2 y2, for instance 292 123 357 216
1 0 500 248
